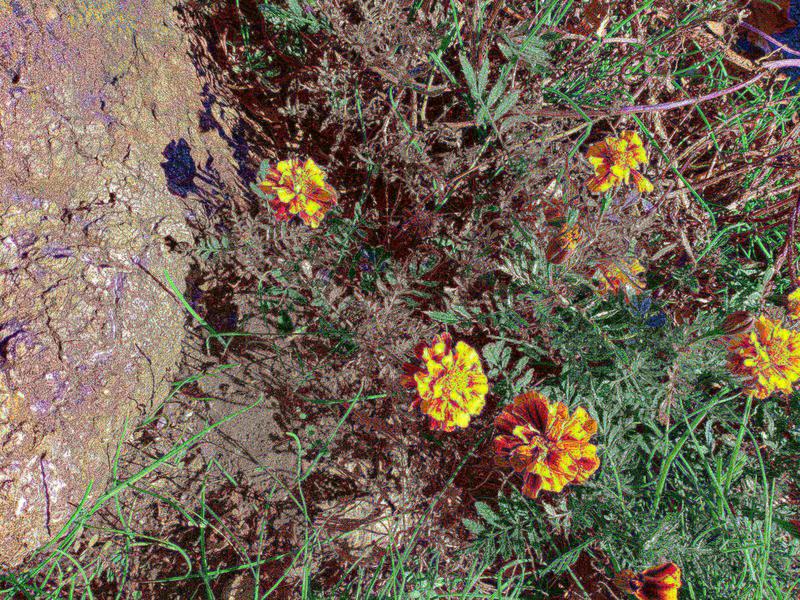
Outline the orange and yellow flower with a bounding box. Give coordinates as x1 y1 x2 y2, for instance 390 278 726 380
494 391 600 498
546 223 583 264
402 333 488 432
615 563 682 600
257 158 337 228
586 131 654 194
594 258 646 297
728 316 800 399
787 287 800 320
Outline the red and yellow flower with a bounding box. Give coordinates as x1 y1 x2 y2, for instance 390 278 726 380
594 258 646 297
728 316 800 399
494 391 600 498
615 562 682 600
257 158 337 228
402 333 488 432
586 131 654 194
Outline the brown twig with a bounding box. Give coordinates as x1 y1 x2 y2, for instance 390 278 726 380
741 22 800 58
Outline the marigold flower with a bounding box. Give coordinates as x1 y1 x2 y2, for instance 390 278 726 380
546 224 582 264
615 563 682 600
494 391 600 498
727 316 800 399
402 333 488 432
787 287 800 320
594 258 645 296
586 131 654 194
257 158 337 228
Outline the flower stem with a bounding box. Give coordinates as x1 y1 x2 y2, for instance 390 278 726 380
724 395 754 493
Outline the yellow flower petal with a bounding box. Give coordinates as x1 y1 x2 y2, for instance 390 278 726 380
586 131 652 193
494 392 600 498
728 316 800 398
406 335 488 431
262 158 337 227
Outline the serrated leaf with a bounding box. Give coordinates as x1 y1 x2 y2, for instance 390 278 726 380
499 31 550 71
425 310 461 325
287 0 303 16
512 356 530 378
474 501 500 526
539 540 592 576
462 518 485 535
515 369 535 391
477 58 490 95
459 53 478 98
494 89 520 121
482 340 505 367
486 76 507 109
500 346 511 370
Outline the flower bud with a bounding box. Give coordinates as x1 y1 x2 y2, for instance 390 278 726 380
720 310 754 335
545 224 581 265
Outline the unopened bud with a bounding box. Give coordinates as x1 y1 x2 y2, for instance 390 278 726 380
613 570 636 594
720 310 754 335
543 201 566 227
545 236 571 264
545 224 581 265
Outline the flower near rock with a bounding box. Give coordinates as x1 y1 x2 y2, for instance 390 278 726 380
586 131 654 194
402 332 488 432
727 316 800 399
787 287 800 319
494 391 600 498
615 562 682 600
594 258 645 297
257 159 337 228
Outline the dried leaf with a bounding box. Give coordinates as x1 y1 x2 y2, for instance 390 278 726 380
746 0 797 52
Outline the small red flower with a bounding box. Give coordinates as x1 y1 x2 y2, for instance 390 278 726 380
257 159 337 228
402 333 488 432
494 391 600 498
615 562 682 600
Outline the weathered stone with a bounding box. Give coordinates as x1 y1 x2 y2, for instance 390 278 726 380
0 0 242 565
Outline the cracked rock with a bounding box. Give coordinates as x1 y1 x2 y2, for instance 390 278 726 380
0 0 243 566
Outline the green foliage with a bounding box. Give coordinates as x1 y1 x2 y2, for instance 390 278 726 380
459 53 521 132
482 340 536 404
260 0 327 34
197 235 230 261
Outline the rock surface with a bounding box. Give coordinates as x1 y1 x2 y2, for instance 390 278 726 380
0 0 242 566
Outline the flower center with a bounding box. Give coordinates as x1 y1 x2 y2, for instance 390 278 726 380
439 367 469 400
513 425 552 462
767 339 791 367
292 168 315 196
608 147 623 167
